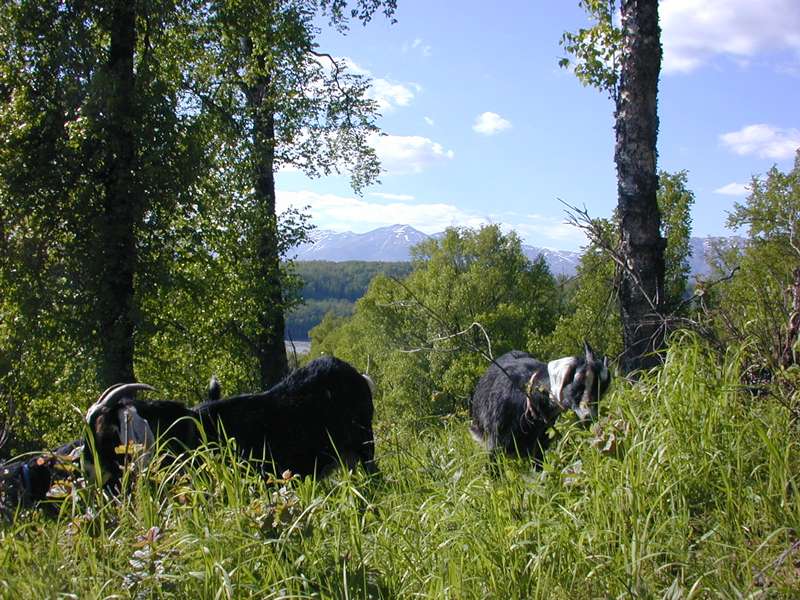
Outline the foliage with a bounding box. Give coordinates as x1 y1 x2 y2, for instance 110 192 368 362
541 219 623 361
705 151 800 368
0 0 398 448
295 261 413 302
559 0 622 100
659 170 695 312
2 337 799 597
546 170 694 362
0 0 208 450
284 261 413 340
286 298 354 341
310 226 560 418
187 0 397 386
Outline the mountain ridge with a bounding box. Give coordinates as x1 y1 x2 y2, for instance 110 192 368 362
291 224 736 278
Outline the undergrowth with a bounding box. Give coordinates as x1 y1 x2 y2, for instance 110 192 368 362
1 337 799 598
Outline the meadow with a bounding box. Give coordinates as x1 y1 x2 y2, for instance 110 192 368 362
1 338 798 599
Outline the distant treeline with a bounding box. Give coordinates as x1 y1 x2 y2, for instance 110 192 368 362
286 261 413 340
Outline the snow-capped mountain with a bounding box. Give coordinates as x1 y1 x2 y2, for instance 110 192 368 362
291 224 739 278
526 247 581 277
292 225 582 275
292 224 429 262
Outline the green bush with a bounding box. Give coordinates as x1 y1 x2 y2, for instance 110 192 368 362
309 225 560 421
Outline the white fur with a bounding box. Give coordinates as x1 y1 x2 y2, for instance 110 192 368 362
118 406 155 471
362 374 377 397
547 356 579 409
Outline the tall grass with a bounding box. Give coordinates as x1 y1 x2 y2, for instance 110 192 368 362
1 336 798 598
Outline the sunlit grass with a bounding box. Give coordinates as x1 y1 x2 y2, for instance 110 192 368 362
1 337 798 598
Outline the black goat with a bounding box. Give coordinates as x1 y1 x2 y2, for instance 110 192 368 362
0 439 82 519
83 356 376 486
193 356 376 477
470 342 611 467
1 377 220 510
83 383 200 487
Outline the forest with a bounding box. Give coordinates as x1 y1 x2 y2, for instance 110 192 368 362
1 0 799 597
285 261 412 341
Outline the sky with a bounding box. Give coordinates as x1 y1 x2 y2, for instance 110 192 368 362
276 0 800 252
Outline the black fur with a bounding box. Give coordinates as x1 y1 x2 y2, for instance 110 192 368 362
84 398 199 487
194 356 376 477
470 345 611 468
0 439 82 518
84 356 376 484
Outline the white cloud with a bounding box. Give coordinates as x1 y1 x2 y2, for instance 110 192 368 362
424 116 435 126
714 182 750 196
661 0 800 73
341 57 418 112
277 191 589 250
369 78 416 111
472 112 512 136
720 124 800 159
403 37 432 56
369 192 416 201
370 133 455 175
277 190 485 234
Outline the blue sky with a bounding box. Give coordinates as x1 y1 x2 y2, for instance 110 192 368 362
276 0 800 251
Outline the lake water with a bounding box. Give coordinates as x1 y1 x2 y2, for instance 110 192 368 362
285 340 311 355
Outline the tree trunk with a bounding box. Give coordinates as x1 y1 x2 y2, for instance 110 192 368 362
780 267 800 368
96 0 138 385
244 30 289 389
615 0 665 374
252 103 289 388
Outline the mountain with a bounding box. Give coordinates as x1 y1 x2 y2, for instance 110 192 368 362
525 247 581 277
291 224 740 278
292 224 429 262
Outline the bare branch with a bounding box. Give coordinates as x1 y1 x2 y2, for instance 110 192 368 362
560 199 751 360
398 322 494 360
561 199 659 314
386 276 541 406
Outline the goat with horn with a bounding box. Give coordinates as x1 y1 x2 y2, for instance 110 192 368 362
82 383 200 488
82 356 377 488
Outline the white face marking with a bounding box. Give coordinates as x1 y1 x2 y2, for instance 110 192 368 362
547 357 579 410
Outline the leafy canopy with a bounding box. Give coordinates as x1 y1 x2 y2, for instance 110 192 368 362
310 225 560 419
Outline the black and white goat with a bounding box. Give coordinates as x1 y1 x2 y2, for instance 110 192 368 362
82 356 377 487
470 342 611 467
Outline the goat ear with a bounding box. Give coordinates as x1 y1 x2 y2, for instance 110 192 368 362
547 357 579 409
208 375 221 401
584 340 595 363
600 356 611 383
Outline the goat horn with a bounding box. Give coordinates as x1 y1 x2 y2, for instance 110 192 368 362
102 383 155 407
96 383 126 405
85 383 155 423
85 383 126 423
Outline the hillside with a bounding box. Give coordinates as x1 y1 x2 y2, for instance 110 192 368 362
286 261 413 341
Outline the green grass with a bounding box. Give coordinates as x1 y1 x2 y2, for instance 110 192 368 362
1 337 799 598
